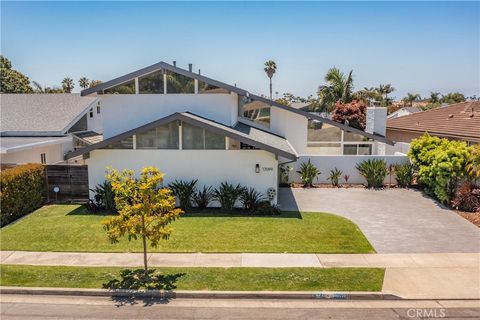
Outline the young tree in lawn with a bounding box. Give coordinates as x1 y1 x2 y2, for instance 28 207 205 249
103 166 183 276
331 100 367 130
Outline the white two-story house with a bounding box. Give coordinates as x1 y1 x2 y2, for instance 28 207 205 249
66 61 397 203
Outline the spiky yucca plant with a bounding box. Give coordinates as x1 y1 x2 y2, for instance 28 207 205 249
169 179 198 210
213 182 243 211
297 160 320 188
356 159 387 188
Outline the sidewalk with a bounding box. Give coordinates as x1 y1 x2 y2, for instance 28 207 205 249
1 251 479 268
2 251 479 299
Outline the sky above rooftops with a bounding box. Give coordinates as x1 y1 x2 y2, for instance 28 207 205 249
1 1 479 99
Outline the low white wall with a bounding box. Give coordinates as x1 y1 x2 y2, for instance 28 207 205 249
289 154 409 184
87 149 279 203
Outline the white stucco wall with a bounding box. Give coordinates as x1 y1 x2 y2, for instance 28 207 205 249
270 107 307 154
289 154 408 184
101 93 238 139
1 143 64 164
86 149 279 204
86 101 103 133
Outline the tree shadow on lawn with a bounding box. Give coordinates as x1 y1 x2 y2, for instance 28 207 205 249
65 206 117 217
182 209 303 219
102 268 185 307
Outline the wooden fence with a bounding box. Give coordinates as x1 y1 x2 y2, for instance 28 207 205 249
45 165 89 203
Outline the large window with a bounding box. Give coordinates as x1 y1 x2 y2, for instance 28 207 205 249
198 81 229 94
167 72 194 94
101 136 134 149
306 120 373 155
182 122 225 149
238 97 271 127
103 80 135 94
136 121 179 149
139 70 164 94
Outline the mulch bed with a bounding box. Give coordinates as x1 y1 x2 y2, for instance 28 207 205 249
456 211 480 228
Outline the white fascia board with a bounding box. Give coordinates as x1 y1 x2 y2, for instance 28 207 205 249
1 136 72 154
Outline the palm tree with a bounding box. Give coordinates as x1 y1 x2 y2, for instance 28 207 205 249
62 77 75 93
79 77 90 89
317 68 354 112
430 92 441 103
264 60 277 99
402 93 421 107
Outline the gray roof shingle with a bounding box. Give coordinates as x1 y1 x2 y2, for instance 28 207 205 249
1 94 98 136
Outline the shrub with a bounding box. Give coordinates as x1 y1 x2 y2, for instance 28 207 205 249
0 164 45 226
356 159 387 188
451 183 480 213
213 182 243 211
192 185 213 209
255 201 281 215
297 160 320 188
90 181 116 212
394 162 415 187
466 145 480 180
240 187 267 212
169 179 197 210
409 134 472 203
328 168 343 187
343 174 350 186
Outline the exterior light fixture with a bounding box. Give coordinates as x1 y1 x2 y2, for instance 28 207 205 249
255 164 260 173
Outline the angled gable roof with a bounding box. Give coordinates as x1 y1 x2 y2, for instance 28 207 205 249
81 61 393 145
1 94 99 136
65 112 297 160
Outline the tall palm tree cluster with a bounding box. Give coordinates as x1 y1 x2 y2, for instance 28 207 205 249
32 76 101 93
317 68 354 112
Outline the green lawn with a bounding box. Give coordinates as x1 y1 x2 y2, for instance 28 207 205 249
0 265 384 291
0 205 374 253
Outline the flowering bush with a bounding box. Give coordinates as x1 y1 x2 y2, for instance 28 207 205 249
408 134 472 203
332 100 367 130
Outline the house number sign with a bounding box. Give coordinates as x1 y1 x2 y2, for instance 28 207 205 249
262 167 274 172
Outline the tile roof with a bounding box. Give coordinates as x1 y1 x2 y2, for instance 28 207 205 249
387 101 480 142
1 94 98 136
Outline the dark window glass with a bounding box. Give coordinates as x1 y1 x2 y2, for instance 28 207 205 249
139 70 164 94
101 136 134 149
358 144 372 155
68 114 87 133
307 120 342 142
198 81 229 94
104 80 135 94
344 131 371 142
167 72 194 94
343 144 358 155
136 122 179 149
205 130 225 149
238 97 271 127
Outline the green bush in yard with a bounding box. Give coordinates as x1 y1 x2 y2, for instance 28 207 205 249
0 164 45 226
297 160 320 188
394 162 415 187
408 133 472 203
356 159 387 188
213 182 243 211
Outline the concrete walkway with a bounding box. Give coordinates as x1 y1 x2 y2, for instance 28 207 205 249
2 251 479 299
2 251 479 268
278 188 480 253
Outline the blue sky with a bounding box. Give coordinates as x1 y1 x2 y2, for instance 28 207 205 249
1 1 479 99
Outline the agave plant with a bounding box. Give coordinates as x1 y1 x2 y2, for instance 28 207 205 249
394 162 416 188
240 187 267 212
90 181 116 212
343 174 350 187
169 179 198 210
213 182 243 211
297 160 320 188
192 185 214 209
356 159 387 188
328 168 343 187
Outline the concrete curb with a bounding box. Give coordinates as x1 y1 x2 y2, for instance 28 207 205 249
0 286 401 300
0 287 402 300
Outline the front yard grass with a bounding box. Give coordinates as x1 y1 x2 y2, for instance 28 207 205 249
0 205 374 253
0 265 384 291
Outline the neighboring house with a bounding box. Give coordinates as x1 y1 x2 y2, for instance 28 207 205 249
387 107 422 120
65 61 396 203
386 101 480 145
1 94 103 166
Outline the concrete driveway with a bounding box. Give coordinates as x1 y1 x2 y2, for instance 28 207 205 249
278 188 480 253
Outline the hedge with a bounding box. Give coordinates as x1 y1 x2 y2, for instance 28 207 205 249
0 164 45 227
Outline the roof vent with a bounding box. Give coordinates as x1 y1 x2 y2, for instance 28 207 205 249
188 63 192 72
448 114 454 118
173 61 177 67
198 69 201 75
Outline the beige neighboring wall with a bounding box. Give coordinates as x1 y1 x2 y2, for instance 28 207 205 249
0 143 64 164
386 129 422 143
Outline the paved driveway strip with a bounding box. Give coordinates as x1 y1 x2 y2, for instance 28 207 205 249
278 188 480 253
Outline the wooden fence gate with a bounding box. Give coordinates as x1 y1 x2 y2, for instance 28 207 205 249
45 165 89 203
